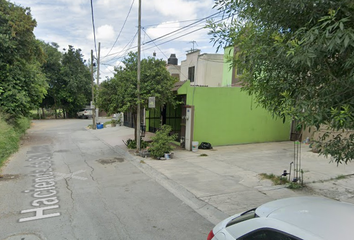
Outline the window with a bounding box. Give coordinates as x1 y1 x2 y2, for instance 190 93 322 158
188 66 195 82
226 209 257 228
238 229 300 240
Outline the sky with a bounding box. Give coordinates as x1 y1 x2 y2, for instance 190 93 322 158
11 0 226 80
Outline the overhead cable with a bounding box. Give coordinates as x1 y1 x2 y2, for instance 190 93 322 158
143 11 223 45
101 30 138 63
142 29 189 80
143 14 233 51
104 0 135 58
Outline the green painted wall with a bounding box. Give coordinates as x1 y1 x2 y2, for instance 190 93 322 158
178 81 290 146
222 46 234 87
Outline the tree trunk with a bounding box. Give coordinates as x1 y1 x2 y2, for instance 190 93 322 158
41 108 45 119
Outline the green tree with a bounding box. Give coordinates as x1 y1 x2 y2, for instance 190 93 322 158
98 52 178 140
0 0 47 122
60 45 91 118
208 0 354 164
40 41 63 118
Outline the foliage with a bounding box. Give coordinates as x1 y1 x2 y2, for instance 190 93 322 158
125 138 149 149
98 52 179 141
0 0 47 121
14 116 31 135
59 46 92 118
149 125 177 159
259 173 289 185
288 182 304 190
0 117 18 167
39 41 62 115
208 0 354 164
0 113 30 167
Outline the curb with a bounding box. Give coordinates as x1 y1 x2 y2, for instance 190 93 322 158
113 146 229 225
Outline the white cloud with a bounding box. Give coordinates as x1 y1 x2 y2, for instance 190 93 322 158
10 0 219 80
144 0 214 19
97 25 115 41
145 21 181 39
145 20 210 46
57 0 87 14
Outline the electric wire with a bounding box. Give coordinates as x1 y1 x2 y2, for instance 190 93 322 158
142 28 189 80
143 18 214 27
103 0 135 58
143 11 223 45
102 30 138 65
90 0 98 57
143 14 233 51
104 12 226 59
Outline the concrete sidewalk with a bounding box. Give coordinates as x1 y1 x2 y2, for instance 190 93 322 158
90 125 354 224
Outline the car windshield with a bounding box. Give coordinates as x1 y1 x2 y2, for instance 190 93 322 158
226 208 258 228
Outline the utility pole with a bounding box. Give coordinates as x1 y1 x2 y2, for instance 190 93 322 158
96 42 101 120
91 50 96 129
136 0 141 152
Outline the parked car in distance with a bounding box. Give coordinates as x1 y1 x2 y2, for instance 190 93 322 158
77 109 92 119
207 196 354 240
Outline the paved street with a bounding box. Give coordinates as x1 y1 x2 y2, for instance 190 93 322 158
2 119 354 240
0 120 213 240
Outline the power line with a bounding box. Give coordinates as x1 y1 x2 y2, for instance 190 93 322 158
142 28 188 80
101 30 138 64
143 17 216 28
103 12 225 59
143 11 223 45
104 0 135 58
90 0 97 57
102 12 232 64
143 15 233 51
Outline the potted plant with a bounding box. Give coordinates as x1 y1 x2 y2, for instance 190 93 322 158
149 125 177 159
111 119 117 127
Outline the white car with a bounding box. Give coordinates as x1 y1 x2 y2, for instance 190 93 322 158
207 196 354 240
77 109 92 119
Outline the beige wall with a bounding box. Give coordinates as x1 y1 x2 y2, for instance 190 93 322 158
197 54 224 87
166 65 181 80
180 50 224 87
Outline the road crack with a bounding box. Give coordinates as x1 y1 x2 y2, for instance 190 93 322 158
84 159 95 181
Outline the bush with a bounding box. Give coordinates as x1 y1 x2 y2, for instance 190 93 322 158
14 116 31 135
149 125 177 159
125 138 149 149
0 114 31 167
0 117 20 167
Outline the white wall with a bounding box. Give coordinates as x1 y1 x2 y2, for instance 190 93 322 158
180 50 224 87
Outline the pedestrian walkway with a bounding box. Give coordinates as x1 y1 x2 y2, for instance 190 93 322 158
90 125 354 224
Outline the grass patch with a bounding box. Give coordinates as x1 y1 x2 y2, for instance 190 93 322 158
103 121 111 127
0 115 30 168
288 182 304 190
199 153 208 157
259 173 289 185
335 174 347 180
260 173 307 189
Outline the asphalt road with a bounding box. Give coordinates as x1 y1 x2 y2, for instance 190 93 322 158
0 119 213 240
